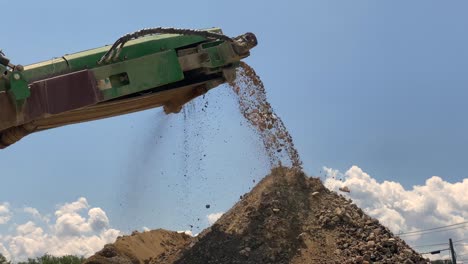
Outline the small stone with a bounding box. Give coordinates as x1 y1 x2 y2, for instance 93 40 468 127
403 248 413 255
373 227 382 235
239 249 249 257
339 186 350 193
334 207 343 216
344 213 352 220
100 245 118 257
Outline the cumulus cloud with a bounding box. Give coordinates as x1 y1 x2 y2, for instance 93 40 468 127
88 208 110 232
324 165 468 261
0 197 121 262
23 207 50 223
207 212 224 225
55 197 89 217
0 242 10 260
0 203 11 225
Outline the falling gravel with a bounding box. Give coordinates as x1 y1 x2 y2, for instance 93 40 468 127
229 62 302 169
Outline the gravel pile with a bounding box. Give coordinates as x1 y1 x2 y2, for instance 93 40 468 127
86 168 428 264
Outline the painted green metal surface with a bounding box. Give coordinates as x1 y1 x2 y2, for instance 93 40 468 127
21 34 208 82
0 28 241 107
203 41 237 68
9 72 30 101
92 50 183 100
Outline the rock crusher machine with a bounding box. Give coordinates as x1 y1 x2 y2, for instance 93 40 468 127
0 28 257 149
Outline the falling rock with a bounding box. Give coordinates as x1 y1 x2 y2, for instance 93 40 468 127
339 186 350 193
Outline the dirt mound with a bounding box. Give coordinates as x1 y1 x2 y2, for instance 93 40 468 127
86 168 428 264
84 229 191 264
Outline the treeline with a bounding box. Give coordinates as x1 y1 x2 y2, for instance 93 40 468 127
0 254 84 264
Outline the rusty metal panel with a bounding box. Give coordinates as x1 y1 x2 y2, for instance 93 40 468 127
0 92 18 131
27 70 102 119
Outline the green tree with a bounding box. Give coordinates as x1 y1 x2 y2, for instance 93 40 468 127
16 254 84 264
0 253 10 264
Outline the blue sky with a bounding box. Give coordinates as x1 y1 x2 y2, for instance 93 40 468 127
1 0 468 258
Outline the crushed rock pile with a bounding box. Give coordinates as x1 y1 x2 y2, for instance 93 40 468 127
85 168 428 264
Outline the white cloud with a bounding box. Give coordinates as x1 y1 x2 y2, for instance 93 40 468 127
207 212 224 225
88 208 110 232
0 197 121 262
53 198 112 237
177 230 194 236
24 207 50 223
55 197 89 217
0 203 12 225
0 242 10 260
54 210 90 236
324 165 468 261
323 167 340 179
